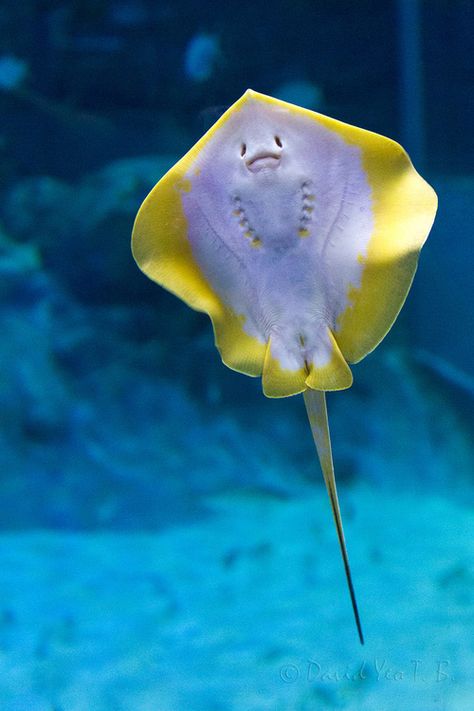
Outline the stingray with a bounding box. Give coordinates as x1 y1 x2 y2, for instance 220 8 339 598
132 89 437 644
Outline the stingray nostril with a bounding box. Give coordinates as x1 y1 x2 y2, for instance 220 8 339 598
240 143 247 157
274 135 283 148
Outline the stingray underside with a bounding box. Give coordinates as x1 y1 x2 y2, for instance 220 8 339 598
132 90 437 397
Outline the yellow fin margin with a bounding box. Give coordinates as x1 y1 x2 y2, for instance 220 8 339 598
131 124 266 379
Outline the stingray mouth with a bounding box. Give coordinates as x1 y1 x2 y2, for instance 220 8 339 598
246 152 281 172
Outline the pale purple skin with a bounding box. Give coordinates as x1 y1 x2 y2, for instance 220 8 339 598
180 97 373 372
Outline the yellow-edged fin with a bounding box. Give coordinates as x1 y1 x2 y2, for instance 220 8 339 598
262 339 307 397
335 150 437 362
131 169 218 315
305 329 353 391
263 329 353 397
131 95 266 378
214 308 266 378
304 388 364 645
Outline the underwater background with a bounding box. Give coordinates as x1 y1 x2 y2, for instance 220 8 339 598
0 1 473 709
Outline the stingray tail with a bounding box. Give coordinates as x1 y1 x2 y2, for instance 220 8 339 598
303 388 364 645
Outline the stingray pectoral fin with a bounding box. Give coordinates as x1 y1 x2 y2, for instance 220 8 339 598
333 133 438 363
303 388 364 645
212 309 266 378
131 164 220 315
132 155 267 379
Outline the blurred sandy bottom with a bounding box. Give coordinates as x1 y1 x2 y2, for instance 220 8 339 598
0 485 472 711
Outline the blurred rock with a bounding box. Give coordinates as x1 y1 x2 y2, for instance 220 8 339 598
0 221 40 297
1 156 176 304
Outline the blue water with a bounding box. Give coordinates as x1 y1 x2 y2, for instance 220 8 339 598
0 2 473 709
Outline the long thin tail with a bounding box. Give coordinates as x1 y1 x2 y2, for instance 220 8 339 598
303 388 364 645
